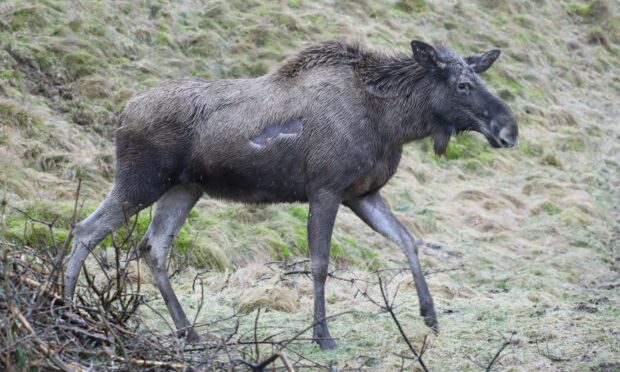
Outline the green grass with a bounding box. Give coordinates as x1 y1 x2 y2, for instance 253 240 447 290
0 101 43 130
395 0 431 13
565 0 609 19
444 133 494 161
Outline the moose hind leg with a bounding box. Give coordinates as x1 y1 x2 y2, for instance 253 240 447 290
65 188 143 300
139 184 202 341
346 191 438 332
308 189 341 350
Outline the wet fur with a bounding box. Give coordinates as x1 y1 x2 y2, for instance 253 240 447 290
66 40 516 348
117 41 449 205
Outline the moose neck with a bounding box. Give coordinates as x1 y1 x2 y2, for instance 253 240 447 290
360 55 441 148
385 84 440 147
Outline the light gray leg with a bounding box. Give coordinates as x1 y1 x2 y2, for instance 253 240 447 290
308 189 341 350
65 188 140 300
138 183 202 341
346 191 438 332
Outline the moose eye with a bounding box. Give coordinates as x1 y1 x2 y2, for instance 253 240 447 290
457 82 471 93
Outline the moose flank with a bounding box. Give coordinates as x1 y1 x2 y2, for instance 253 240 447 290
64 40 518 349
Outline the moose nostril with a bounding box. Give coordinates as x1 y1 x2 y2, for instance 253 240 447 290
499 134 516 148
498 127 517 148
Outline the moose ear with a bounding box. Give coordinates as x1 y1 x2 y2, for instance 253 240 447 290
411 40 442 69
465 49 501 73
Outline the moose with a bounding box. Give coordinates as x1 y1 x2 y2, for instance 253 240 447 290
64 40 518 349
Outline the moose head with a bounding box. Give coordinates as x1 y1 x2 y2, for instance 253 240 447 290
411 40 519 154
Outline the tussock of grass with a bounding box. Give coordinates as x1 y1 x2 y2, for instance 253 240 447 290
566 0 610 20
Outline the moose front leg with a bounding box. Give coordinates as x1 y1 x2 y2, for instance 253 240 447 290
346 191 438 332
307 189 341 349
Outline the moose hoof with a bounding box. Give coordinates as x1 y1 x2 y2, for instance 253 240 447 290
313 324 337 349
180 328 201 343
314 337 338 350
422 309 439 334
425 316 439 334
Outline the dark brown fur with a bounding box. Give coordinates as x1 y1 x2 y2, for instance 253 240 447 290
65 40 518 349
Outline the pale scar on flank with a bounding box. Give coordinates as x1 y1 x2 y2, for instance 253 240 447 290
249 119 303 148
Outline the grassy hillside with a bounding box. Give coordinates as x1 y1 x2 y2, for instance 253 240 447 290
1 0 619 370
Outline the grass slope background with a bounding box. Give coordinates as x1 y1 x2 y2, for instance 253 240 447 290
1 0 619 370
